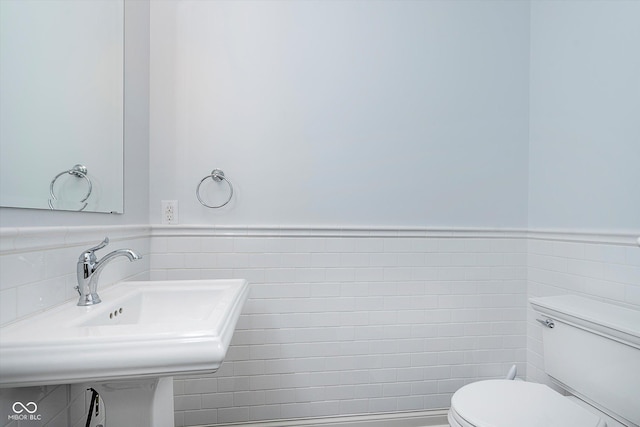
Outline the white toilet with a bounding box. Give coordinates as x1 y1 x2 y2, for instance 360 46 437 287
448 295 640 427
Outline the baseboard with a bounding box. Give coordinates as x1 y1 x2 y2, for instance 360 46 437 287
206 410 449 427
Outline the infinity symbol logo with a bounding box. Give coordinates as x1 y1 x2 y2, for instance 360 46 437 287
12 401 38 414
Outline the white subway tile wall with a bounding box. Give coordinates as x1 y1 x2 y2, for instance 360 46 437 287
1 226 637 427
151 232 529 426
526 236 640 388
0 383 87 427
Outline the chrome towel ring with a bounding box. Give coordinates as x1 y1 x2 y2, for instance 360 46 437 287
48 164 92 211
196 168 234 208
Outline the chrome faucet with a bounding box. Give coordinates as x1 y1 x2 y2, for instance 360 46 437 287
76 237 142 306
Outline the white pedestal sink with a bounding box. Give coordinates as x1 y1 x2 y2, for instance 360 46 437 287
0 279 250 426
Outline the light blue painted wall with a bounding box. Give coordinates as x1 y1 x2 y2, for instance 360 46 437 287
3 1 637 233
528 0 640 232
149 0 531 228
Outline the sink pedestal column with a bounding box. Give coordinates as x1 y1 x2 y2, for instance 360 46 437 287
85 377 173 427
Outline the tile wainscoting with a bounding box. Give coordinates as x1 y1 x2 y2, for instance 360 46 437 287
525 231 640 390
150 227 529 426
0 225 637 426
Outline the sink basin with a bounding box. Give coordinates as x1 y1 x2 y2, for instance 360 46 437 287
0 279 250 387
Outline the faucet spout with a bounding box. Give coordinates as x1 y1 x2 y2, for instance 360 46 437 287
96 249 141 268
76 238 142 306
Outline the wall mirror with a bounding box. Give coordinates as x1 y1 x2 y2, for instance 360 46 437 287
0 0 124 213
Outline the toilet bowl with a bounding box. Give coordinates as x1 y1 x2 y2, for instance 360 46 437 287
448 379 606 427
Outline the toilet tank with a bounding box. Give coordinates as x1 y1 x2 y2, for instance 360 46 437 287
530 295 640 427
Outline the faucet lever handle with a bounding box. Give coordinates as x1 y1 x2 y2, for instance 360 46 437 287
87 237 109 253
78 237 109 264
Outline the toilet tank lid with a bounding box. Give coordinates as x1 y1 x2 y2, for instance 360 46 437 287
530 295 640 347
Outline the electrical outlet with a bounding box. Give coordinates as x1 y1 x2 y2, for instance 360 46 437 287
161 200 178 225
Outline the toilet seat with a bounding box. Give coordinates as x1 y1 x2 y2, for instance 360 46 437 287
448 380 606 427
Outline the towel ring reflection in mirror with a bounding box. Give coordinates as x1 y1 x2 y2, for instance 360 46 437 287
196 168 234 208
48 164 93 211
